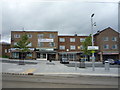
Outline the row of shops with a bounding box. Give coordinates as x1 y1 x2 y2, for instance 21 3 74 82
10 48 120 61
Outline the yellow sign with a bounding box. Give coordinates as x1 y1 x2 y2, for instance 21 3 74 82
91 50 95 53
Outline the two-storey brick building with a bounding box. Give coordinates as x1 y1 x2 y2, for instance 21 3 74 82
94 27 120 61
10 31 58 60
58 35 87 61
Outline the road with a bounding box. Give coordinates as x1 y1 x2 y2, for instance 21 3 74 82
2 74 119 88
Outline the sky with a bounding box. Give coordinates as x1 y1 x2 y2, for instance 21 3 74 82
1 0 119 43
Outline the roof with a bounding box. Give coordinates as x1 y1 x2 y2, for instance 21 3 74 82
94 27 119 36
11 30 58 32
58 34 88 37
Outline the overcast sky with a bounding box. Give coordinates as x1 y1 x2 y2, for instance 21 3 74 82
1 0 119 43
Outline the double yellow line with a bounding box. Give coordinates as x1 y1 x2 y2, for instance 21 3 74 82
22 68 36 74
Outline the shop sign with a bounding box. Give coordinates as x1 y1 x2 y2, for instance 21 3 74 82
88 46 99 50
38 39 54 42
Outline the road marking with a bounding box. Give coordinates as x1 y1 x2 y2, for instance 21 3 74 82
22 68 36 74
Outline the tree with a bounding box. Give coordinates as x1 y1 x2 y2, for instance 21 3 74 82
82 34 92 61
14 34 30 64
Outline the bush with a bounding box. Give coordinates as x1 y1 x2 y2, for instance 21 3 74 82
2 55 9 58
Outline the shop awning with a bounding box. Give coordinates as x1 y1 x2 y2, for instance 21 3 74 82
98 51 119 55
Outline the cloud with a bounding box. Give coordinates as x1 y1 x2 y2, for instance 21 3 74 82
2 1 118 43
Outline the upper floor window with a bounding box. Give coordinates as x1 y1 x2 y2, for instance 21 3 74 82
14 34 20 38
80 38 85 42
49 34 55 38
80 45 84 50
27 42 32 47
38 34 44 38
38 42 44 47
112 37 117 41
103 37 109 41
14 42 17 46
59 45 65 50
49 42 55 47
112 45 117 49
59 38 65 42
70 45 76 50
70 38 75 42
27 34 32 38
103 44 109 49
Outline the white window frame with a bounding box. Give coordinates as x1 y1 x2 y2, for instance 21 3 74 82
49 34 55 38
70 38 75 42
80 38 85 42
27 34 32 38
59 38 65 42
112 37 117 41
49 42 55 47
103 44 109 49
70 45 76 50
38 42 44 47
14 34 20 38
80 45 84 50
38 34 44 38
59 45 65 50
112 45 117 49
103 37 109 41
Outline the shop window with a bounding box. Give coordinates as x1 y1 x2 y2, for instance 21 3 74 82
12 52 19 58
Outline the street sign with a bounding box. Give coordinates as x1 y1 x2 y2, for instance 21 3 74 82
88 46 99 50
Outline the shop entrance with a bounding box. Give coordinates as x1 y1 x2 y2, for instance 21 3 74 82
37 53 47 60
47 54 56 61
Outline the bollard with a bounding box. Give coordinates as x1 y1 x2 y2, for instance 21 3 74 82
105 61 110 71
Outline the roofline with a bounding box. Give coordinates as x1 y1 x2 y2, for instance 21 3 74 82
11 30 58 32
94 27 119 36
58 35 88 37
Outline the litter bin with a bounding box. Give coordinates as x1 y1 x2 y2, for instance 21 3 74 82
105 61 110 70
79 58 85 68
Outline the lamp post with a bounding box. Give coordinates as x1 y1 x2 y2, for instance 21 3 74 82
91 13 95 71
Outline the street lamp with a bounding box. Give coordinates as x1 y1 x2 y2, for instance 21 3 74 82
91 13 95 71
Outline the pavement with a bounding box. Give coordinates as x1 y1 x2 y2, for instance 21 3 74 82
1 58 119 77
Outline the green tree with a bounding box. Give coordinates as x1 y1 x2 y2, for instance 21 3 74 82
14 34 30 60
82 34 92 61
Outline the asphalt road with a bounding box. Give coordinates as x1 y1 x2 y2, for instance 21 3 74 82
2 74 119 88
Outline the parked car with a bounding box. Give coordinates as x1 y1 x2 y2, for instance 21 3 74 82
103 59 115 65
114 59 120 65
60 58 69 64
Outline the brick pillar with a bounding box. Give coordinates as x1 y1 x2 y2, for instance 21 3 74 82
100 52 103 62
55 53 58 61
33 51 36 60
